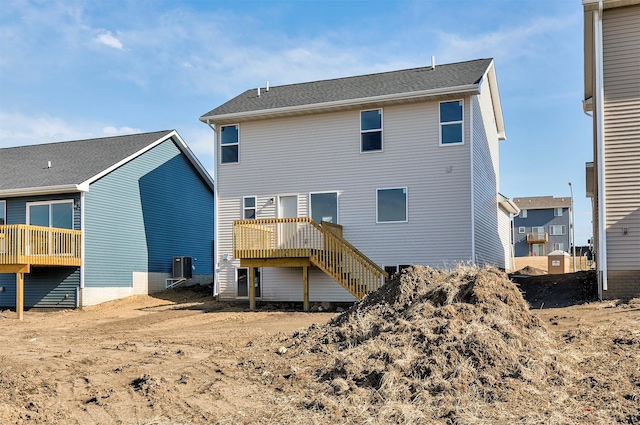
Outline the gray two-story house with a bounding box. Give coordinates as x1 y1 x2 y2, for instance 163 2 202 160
513 196 571 257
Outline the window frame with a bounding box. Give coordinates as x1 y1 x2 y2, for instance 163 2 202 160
439 100 464 146
554 207 563 217
518 226 526 234
220 124 239 164
26 199 74 229
376 187 408 224
360 108 383 153
309 191 339 224
549 225 566 235
520 209 528 218
553 243 565 251
532 226 545 233
243 196 256 220
0 200 5 225
237 267 261 298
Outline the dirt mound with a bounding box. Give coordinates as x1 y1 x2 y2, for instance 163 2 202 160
275 266 576 423
511 265 548 276
512 270 598 308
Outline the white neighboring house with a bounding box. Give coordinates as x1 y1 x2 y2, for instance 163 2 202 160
201 58 514 309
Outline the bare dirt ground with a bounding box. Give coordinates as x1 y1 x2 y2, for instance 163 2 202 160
0 268 638 425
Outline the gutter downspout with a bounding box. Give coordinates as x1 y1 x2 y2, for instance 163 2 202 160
205 119 220 298
594 0 607 294
80 192 85 296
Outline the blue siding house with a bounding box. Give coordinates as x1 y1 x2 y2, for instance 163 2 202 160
0 130 214 315
512 196 571 257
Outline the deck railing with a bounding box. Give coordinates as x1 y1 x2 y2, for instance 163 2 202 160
233 217 386 299
527 232 548 243
0 224 82 267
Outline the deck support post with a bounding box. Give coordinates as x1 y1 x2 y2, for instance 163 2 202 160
302 265 309 312
249 267 256 311
16 272 24 321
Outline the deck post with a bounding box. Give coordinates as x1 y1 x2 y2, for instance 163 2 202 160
16 272 24 321
249 267 256 311
302 265 309 312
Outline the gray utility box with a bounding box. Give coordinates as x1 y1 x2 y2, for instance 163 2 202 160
173 256 193 279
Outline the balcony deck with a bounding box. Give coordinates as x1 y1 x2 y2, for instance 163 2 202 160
526 232 549 243
0 224 82 269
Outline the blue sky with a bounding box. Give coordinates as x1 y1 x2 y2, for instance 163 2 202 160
0 0 592 245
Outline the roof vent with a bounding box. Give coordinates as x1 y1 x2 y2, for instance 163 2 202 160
257 87 261 97
47 161 51 169
431 56 435 70
266 81 269 91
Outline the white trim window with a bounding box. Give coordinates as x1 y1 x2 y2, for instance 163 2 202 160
518 226 526 234
0 200 5 225
243 196 256 220
361 109 383 152
553 243 565 251
26 200 74 229
550 225 566 235
439 100 464 145
554 208 563 217
377 187 407 223
220 124 239 164
520 209 528 218
310 192 338 224
236 267 261 298
532 226 545 233
384 265 398 283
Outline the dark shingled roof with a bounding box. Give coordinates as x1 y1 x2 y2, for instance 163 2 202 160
0 130 174 191
513 196 572 210
201 58 493 118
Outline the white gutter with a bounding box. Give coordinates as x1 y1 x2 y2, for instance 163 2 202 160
595 0 607 293
205 119 219 298
0 184 87 198
470 96 476 266
200 84 480 123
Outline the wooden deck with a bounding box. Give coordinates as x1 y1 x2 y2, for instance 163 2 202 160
0 224 82 320
233 218 387 310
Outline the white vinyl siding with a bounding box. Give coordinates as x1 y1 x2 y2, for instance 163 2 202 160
602 4 640 270
215 101 475 301
471 74 507 269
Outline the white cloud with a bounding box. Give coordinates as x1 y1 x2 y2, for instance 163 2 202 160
102 126 142 136
95 31 124 50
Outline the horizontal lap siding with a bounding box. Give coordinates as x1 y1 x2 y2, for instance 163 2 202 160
603 5 640 271
85 139 214 288
217 100 474 301
472 77 506 268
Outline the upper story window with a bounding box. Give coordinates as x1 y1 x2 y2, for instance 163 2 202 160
520 209 528 218
243 197 256 220
0 200 5 224
310 192 338 224
554 208 563 217
27 200 73 229
532 226 544 233
377 187 407 223
550 225 566 235
361 109 382 152
439 100 463 145
518 226 526 234
220 124 239 164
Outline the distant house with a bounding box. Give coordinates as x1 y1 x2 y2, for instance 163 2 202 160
582 0 640 299
0 130 215 317
512 196 572 257
200 58 514 309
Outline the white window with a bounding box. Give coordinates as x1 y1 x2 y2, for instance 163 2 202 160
27 200 74 229
0 200 5 225
361 109 382 152
243 197 256 220
554 208 563 217
554 243 565 251
439 100 463 145
518 226 525 234
310 192 338 224
220 124 239 164
531 244 545 256
384 265 398 283
550 225 566 235
377 188 407 223
520 209 528 218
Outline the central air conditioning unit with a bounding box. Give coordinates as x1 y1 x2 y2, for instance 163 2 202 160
173 256 193 279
